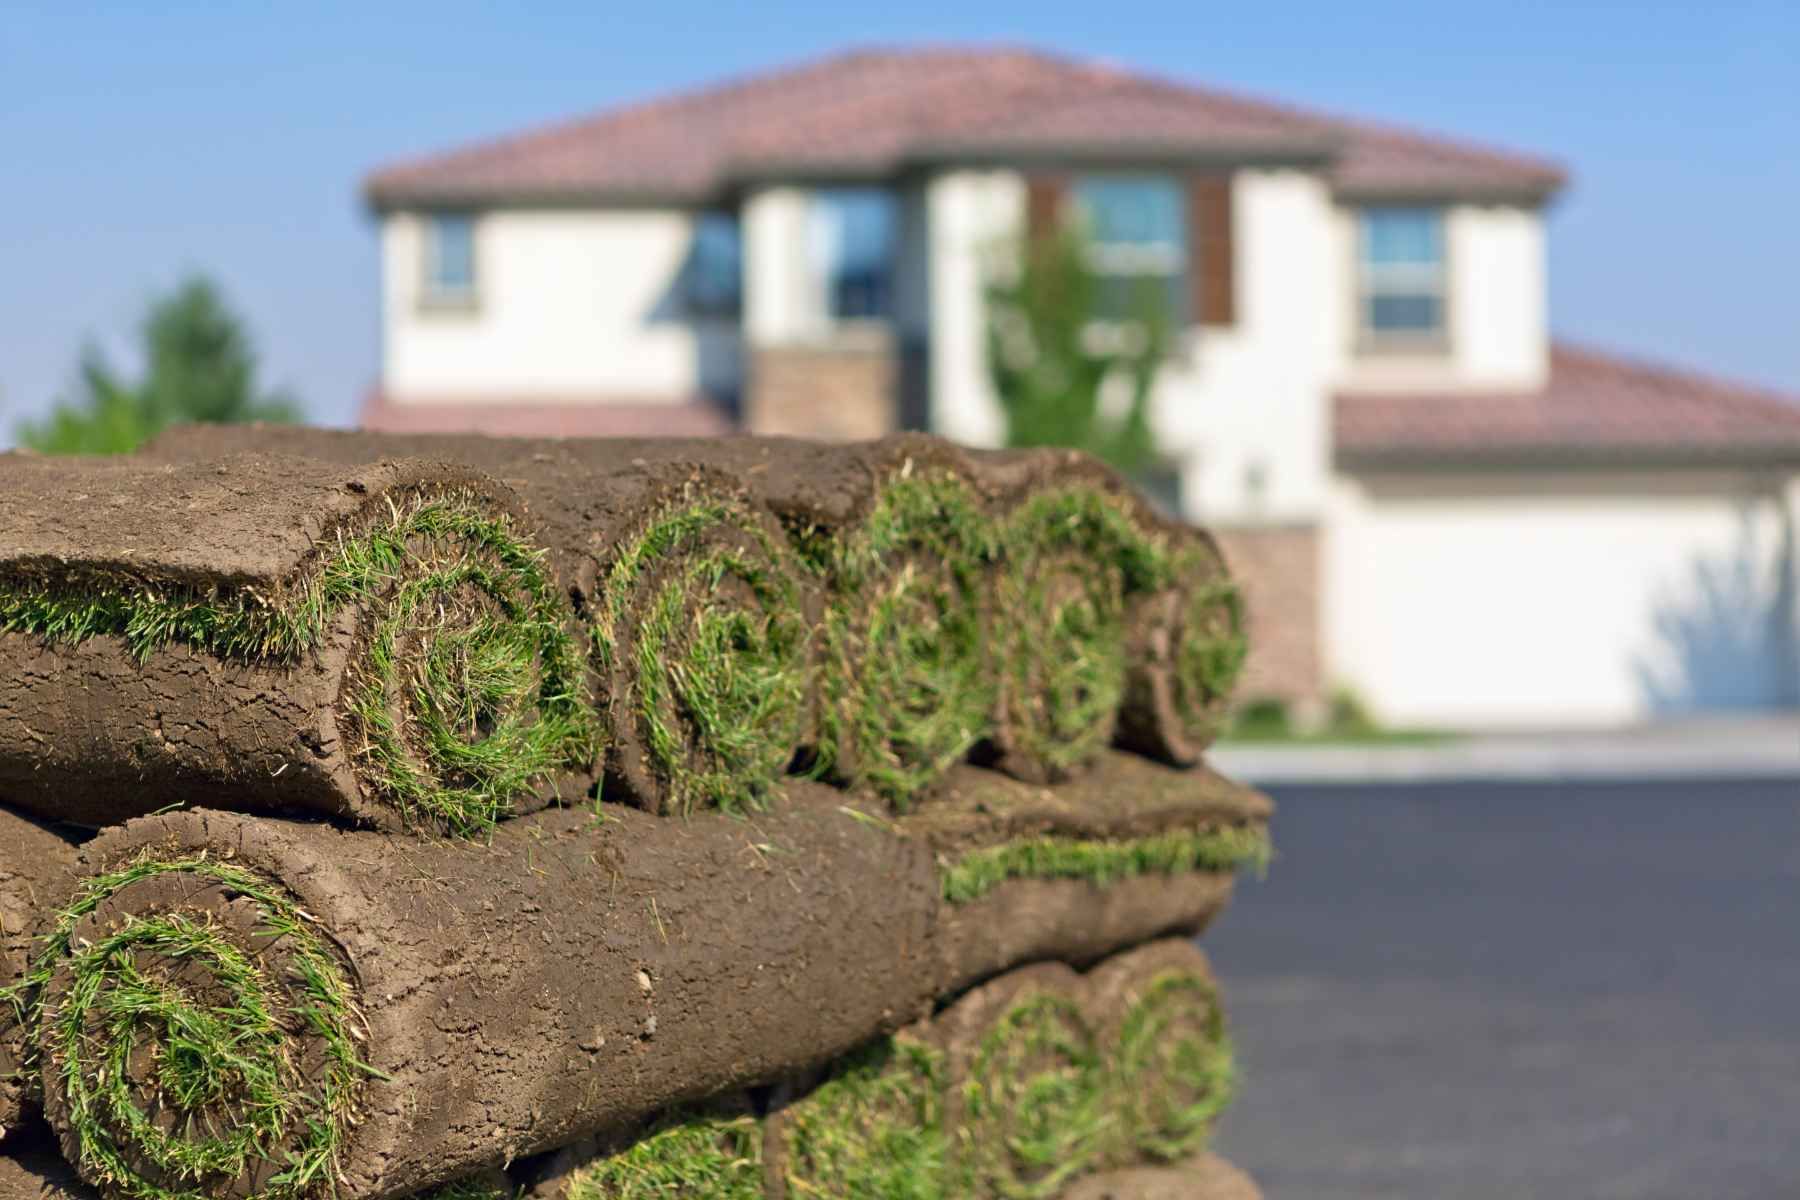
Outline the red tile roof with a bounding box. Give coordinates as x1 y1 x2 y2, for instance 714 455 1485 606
365 48 1563 207
360 392 735 438
1336 345 1800 466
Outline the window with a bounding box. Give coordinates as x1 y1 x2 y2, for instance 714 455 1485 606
1074 176 1187 323
1358 208 1446 343
685 212 742 317
423 213 476 304
809 189 896 320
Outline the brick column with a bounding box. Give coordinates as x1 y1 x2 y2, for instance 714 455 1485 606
744 334 900 441
1211 523 1323 712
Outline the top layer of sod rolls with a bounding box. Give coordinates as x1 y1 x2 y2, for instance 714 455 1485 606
17 429 1246 821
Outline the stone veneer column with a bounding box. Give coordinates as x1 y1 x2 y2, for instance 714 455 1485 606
743 332 901 441
1211 523 1323 713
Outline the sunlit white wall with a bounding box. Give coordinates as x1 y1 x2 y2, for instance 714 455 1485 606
1333 202 1549 394
1326 468 1798 726
382 209 739 401
1154 169 1338 526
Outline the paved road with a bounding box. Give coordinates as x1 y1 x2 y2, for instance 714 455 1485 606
1204 776 1800 1200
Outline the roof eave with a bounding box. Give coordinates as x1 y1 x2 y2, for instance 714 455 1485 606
1336 442 1800 473
362 180 724 214
908 134 1341 171
1330 177 1565 207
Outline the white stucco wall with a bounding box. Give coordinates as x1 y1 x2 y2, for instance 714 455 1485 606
1333 202 1549 394
1326 469 1800 727
926 169 1026 447
742 186 817 344
381 209 739 402
1154 169 1339 526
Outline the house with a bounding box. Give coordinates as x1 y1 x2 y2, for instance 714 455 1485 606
362 47 1800 728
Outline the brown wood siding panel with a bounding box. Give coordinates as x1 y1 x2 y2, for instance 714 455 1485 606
1189 173 1236 326
1025 174 1067 244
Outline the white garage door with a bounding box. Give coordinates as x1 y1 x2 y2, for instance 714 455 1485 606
1326 468 1798 728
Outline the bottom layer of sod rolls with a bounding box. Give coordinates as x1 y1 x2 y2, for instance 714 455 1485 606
554 939 1232 1200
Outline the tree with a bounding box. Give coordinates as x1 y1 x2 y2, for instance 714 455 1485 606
984 227 1169 476
17 276 299 454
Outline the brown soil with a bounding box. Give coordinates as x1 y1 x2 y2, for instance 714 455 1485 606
0 809 82 1138
0 1145 94 1200
1059 1154 1262 1200
143 427 991 535
0 453 579 832
912 751 1269 855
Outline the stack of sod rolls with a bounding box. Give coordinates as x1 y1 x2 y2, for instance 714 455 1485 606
1 432 1268 1200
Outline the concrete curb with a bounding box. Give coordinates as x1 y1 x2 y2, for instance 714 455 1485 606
1209 719 1800 786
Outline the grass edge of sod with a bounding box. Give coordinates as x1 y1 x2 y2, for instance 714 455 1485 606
0 487 594 836
589 491 810 816
2 853 375 1200
938 823 1272 905
780 1035 946 1198
563 1110 763 1200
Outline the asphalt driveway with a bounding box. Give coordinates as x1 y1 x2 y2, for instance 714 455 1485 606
1205 775 1800 1200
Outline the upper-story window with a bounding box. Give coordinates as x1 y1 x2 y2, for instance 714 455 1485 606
1358 207 1446 345
685 211 742 318
1074 176 1187 324
422 213 477 306
809 189 896 321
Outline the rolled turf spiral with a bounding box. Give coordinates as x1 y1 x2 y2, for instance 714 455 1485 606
777 1036 945 1197
21 855 368 1200
987 487 1171 784
1116 534 1248 767
590 488 810 815
816 469 999 807
0 456 593 836
336 493 594 835
1112 968 1234 1163
959 989 1106 1198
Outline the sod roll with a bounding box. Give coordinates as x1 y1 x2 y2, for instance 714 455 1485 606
1 810 82 1139
0 453 591 836
976 447 1247 770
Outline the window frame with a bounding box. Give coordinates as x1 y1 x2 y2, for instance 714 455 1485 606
683 209 744 320
808 187 899 326
1072 173 1191 330
1354 206 1450 353
420 212 479 310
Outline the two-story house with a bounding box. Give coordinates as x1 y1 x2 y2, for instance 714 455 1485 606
363 47 1800 728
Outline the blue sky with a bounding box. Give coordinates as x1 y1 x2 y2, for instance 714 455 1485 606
2 1 1795 438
